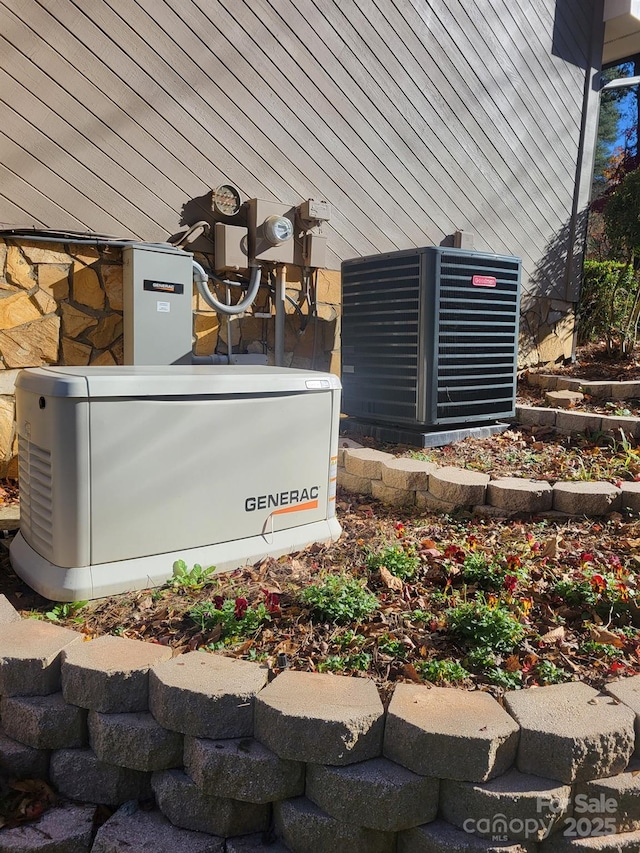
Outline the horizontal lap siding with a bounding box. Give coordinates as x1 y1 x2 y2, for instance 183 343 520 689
0 0 598 281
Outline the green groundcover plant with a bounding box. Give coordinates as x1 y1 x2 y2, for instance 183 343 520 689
302 573 379 624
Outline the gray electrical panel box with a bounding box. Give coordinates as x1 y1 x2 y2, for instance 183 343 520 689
10 365 342 601
123 244 194 365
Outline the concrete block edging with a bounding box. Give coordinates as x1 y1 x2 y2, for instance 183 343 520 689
338 447 628 517
1 599 640 850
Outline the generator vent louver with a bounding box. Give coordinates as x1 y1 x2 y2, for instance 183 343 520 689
341 246 521 429
18 436 53 557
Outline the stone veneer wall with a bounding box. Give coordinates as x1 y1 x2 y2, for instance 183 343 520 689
0 239 125 477
519 296 576 368
0 238 341 478
2 596 640 852
192 263 341 378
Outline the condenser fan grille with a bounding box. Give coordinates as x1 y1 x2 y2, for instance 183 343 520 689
436 253 520 422
341 246 521 428
342 253 422 422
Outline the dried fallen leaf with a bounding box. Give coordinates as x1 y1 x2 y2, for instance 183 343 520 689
589 626 625 648
379 566 403 592
208 625 222 643
234 639 254 656
401 663 423 683
559 652 580 672
539 626 565 644
539 536 562 559
10 780 55 797
505 655 521 672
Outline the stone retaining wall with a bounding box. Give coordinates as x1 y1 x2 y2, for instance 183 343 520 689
516 403 640 438
2 597 640 851
338 446 640 518
0 239 124 478
519 373 640 438
527 373 640 401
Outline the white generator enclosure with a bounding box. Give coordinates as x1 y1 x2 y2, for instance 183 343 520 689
10 366 342 601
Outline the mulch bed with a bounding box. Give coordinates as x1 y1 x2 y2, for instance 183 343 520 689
3 493 640 705
393 425 640 484
518 381 640 417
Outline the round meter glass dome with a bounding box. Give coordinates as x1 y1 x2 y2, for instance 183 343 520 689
264 215 294 245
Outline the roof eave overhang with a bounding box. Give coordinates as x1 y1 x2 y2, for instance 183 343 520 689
604 0 640 63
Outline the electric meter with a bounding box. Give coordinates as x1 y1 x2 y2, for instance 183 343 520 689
212 184 241 217
264 215 294 245
248 198 296 263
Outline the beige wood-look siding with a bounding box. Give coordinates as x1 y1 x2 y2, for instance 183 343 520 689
0 0 600 286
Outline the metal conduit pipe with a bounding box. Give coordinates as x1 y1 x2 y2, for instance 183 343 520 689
227 277 304 320
0 231 138 247
192 260 262 316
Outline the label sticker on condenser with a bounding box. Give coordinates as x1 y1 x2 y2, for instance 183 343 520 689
472 275 497 287
157 301 170 313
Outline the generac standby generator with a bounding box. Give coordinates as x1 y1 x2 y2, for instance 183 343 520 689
341 246 521 428
10 366 341 601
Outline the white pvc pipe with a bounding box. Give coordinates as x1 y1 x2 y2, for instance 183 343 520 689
275 265 286 367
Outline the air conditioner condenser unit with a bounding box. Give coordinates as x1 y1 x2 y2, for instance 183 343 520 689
10 366 342 601
341 246 521 429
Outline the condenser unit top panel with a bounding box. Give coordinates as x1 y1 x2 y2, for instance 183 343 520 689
15 366 341 399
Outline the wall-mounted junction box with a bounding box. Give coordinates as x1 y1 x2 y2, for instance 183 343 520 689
123 244 194 365
215 223 249 273
299 199 331 222
454 230 475 250
302 234 327 268
248 199 296 264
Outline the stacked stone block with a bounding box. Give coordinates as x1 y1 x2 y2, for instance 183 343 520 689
527 374 640 401
384 684 519 781
519 373 640 438
337 446 625 517
4 596 640 850
504 682 635 783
